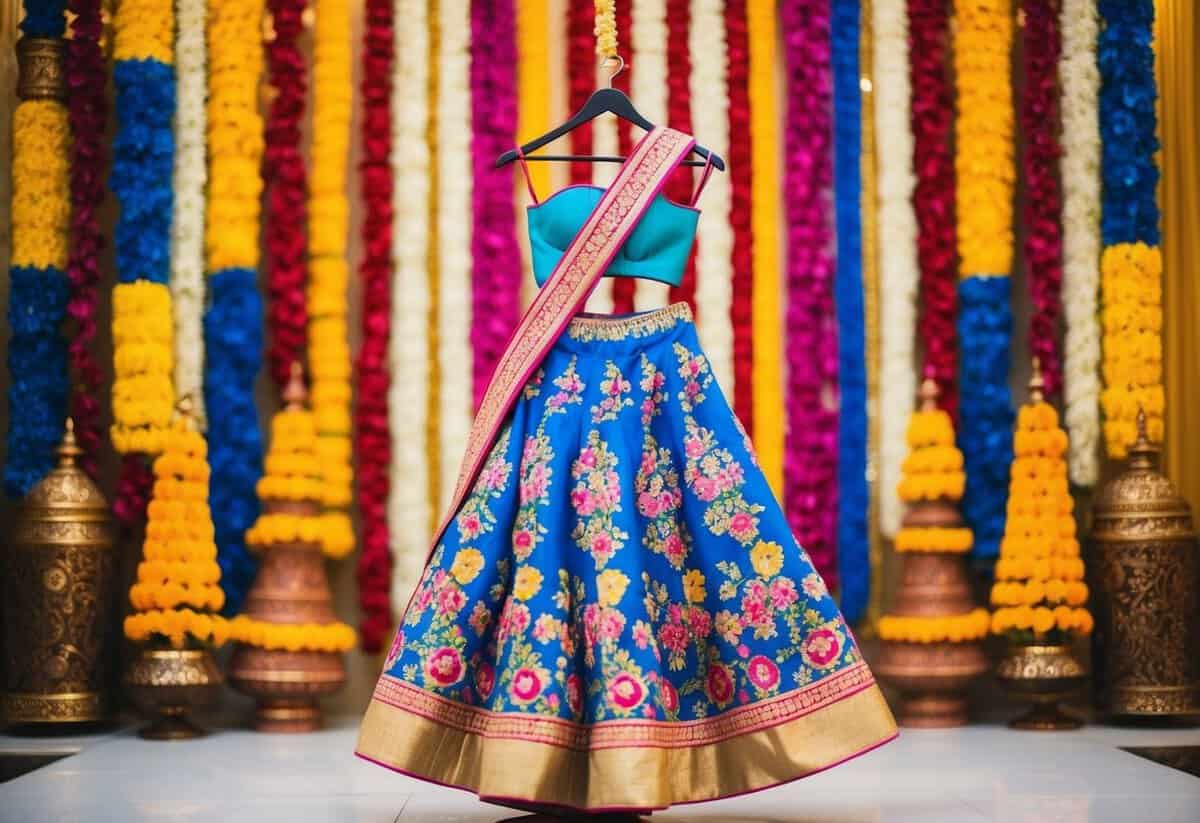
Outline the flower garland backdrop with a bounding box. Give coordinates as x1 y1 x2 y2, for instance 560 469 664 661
954 0 1015 561
665 0 697 311
781 0 839 589
6 0 70 499
725 0 753 435
1097 0 1163 458
1059 0 1102 486
204 0 266 612
632 0 671 314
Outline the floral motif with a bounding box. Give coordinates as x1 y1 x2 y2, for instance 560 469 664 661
801 622 846 671
674 342 713 414
683 421 763 545
750 540 784 578
746 654 781 693
597 569 631 607
570 430 629 569
590 361 633 423
634 435 690 569
450 548 484 585
425 646 465 687
513 567 544 601
638 356 667 425
456 430 512 541
704 661 735 708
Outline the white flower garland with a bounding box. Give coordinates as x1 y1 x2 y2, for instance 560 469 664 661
873 0 919 538
689 0 733 393
170 0 207 426
389 0 432 605
1059 0 1102 487
436 0 473 512
631 0 671 312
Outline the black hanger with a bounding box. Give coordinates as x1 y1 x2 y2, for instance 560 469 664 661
495 58 725 171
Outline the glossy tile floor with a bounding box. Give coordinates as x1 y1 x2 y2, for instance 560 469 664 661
2 719 1198 822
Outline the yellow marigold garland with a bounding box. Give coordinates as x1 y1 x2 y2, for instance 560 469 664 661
123 415 229 648
989 391 1094 639
1100 242 1164 457
308 0 355 552
111 282 175 453
227 615 356 652
11 101 70 271
896 407 966 502
893 527 974 554
878 609 991 644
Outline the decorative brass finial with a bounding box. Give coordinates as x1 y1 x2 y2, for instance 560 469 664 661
918 377 940 412
56 418 82 467
16 37 67 102
283 362 307 409
1028 357 1045 404
1127 406 1158 469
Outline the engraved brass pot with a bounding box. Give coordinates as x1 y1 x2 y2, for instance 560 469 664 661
996 644 1087 730
124 648 223 739
227 537 346 733
1090 420 1200 720
2 422 116 726
876 499 989 727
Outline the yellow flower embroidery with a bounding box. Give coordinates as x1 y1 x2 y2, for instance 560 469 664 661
513 567 544 601
450 548 485 585
750 541 784 579
683 570 707 604
597 569 630 607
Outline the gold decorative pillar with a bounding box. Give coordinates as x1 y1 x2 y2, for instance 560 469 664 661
1090 411 1200 718
2 422 116 724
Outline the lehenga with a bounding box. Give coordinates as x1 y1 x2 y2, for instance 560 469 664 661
357 127 897 812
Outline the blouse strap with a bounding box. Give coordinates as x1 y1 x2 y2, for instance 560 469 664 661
690 152 716 206
515 146 540 204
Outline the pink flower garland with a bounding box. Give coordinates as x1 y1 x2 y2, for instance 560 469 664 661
469 0 522 409
1022 0 1064 395
781 0 839 589
65 0 106 479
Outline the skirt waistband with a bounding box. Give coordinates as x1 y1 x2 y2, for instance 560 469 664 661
562 303 693 346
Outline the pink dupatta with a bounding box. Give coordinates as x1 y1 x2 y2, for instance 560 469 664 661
432 126 695 551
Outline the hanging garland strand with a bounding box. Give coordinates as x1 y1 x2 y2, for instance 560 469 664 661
610 0 637 314
1097 0 1163 457
6 0 71 498
1022 0 1064 398
354 0 393 653
205 0 266 612
832 0 868 624
954 0 1015 560
726 0 753 433
567 0 594 187
909 0 958 418
665 0 697 312
65 0 106 479
469 0 521 409
781 0 840 589
263 0 308 390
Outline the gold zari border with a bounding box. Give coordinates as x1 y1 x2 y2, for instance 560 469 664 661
565 303 693 343
357 676 897 811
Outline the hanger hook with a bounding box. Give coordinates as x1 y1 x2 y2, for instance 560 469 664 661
602 55 624 88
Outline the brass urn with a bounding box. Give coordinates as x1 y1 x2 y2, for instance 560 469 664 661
2 421 116 726
124 648 224 740
1090 411 1199 719
996 644 1087 730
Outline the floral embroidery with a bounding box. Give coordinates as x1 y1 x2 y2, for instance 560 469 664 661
513 566 544 600
750 540 784 579
683 421 764 545
570 430 629 569
634 434 690 569
450 548 485 585
522 368 544 399
638 356 667 425
800 621 847 671
673 342 712 414
591 361 633 423
455 429 513 541
597 569 631 606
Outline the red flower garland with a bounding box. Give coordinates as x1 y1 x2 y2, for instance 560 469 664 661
568 0 594 187
1021 0 1064 395
909 0 959 418
609 0 636 314
354 0 394 653
665 0 697 312
726 0 753 434
263 0 308 390
114 456 154 527
65 0 106 479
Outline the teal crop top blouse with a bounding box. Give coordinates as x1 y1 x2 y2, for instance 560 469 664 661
526 185 702 288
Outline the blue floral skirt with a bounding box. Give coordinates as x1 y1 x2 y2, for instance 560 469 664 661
357 304 896 811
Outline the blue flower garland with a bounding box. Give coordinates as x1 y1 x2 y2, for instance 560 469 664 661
5 0 70 498
957 276 1014 559
204 267 264 614
1097 0 1159 246
831 0 868 622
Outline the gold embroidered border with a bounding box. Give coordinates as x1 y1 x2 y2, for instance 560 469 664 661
357 675 897 811
565 303 693 343
370 661 875 751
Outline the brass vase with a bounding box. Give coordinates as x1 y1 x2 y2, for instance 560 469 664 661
227 530 347 732
1090 412 1199 719
124 647 223 739
876 501 989 728
996 644 1087 730
2 421 116 726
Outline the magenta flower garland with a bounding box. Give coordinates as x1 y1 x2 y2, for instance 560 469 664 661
468 0 522 409
780 0 839 589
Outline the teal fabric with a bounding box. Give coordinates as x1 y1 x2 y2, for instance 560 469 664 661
528 185 700 287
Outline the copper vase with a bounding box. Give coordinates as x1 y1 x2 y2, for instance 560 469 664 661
876 501 989 727
1090 414 1200 719
227 515 346 733
124 648 223 739
996 644 1087 730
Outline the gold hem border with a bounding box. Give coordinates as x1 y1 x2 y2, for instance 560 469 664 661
356 677 897 811
564 303 694 343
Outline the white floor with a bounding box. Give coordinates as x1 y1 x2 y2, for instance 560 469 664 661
2 718 1199 823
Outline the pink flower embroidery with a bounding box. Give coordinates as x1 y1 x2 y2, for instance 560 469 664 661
415 585 434 613
802 626 843 670
659 679 679 713
436 586 467 617
566 673 583 715
693 477 719 502
425 647 464 687
510 668 544 705
384 631 405 669
608 672 646 710
468 601 492 636
578 447 597 469
571 488 597 515
769 578 800 610
533 614 560 643
474 662 495 700
706 663 735 708
459 513 481 539
685 436 705 458
746 655 781 691
637 490 661 518
632 621 653 649
728 511 757 542
591 533 615 564
802 573 828 600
